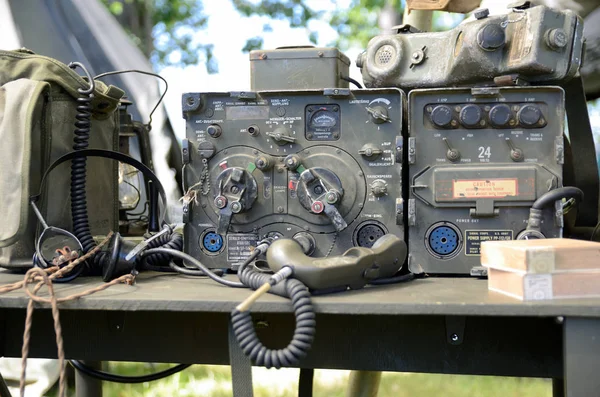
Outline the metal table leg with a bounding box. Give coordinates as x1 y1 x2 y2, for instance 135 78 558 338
75 361 102 397
563 318 600 397
346 371 381 397
552 378 564 397
0 372 12 397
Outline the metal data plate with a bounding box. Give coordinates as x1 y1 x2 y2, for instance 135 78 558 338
407 86 564 275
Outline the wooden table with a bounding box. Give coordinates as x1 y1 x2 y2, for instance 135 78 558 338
0 270 598 397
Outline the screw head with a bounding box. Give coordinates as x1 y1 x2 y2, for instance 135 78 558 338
451 333 459 342
325 191 339 204
546 28 567 49
314 186 324 195
231 201 243 213
277 206 284 213
230 186 240 194
311 201 324 213
214 196 227 209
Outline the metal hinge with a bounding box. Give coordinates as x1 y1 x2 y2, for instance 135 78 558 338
555 137 564 165
469 200 499 218
408 137 416 164
408 199 416 226
396 197 404 225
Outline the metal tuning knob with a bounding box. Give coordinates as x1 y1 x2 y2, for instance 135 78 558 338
214 167 258 234
266 128 297 145
366 106 391 124
296 167 348 232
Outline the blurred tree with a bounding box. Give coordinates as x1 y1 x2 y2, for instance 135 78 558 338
101 0 464 72
101 0 216 71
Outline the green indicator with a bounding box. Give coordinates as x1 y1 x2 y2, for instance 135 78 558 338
247 162 257 173
296 165 306 174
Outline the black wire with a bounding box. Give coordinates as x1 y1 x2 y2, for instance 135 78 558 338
341 76 363 89
93 70 168 130
531 187 584 210
142 248 245 288
69 360 191 384
121 179 141 209
368 273 416 285
126 201 149 217
591 222 600 241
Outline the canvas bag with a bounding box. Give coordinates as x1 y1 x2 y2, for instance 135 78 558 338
0 49 124 269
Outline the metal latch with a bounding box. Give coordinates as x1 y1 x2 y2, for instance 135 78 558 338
230 91 257 100
396 198 404 225
471 87 500 97
469 199 499 217
395 136 403 163
408 137 416 164
182 139 191 164
408 199 416 226
323 88 351 97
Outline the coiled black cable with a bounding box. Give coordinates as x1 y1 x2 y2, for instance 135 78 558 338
232 264 316 369
69 360 191 384
142 232 184 268
69 63 95 257
67 63 180 278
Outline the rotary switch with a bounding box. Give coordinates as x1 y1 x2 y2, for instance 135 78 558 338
296 167 348 232
266 127 297 145
371 179 388 197
214 167 258 234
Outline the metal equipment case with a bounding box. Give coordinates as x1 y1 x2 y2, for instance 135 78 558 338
250 47 350 90
407 86 565 275
182 88 404 269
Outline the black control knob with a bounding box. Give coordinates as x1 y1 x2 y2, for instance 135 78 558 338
430 105 453 128
206 124 222 138
477 24 505 51
459 105 482 127
489 104 512 127
517 105 542 127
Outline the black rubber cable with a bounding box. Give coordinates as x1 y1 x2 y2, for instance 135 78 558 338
341 76 363 89
368 273 416 285
66 63 180 278
141 248 246 288
532 187 584 210
232 265 316 369
69 360 191 384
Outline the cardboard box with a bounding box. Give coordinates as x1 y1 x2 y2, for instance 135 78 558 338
481 238 600 273
487 267 600 300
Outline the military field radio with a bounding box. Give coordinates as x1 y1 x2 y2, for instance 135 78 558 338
181 88 404 270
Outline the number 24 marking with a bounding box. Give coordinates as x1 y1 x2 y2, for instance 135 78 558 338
478 146 491 158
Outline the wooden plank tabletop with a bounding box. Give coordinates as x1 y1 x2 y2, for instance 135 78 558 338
1 270 599 317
